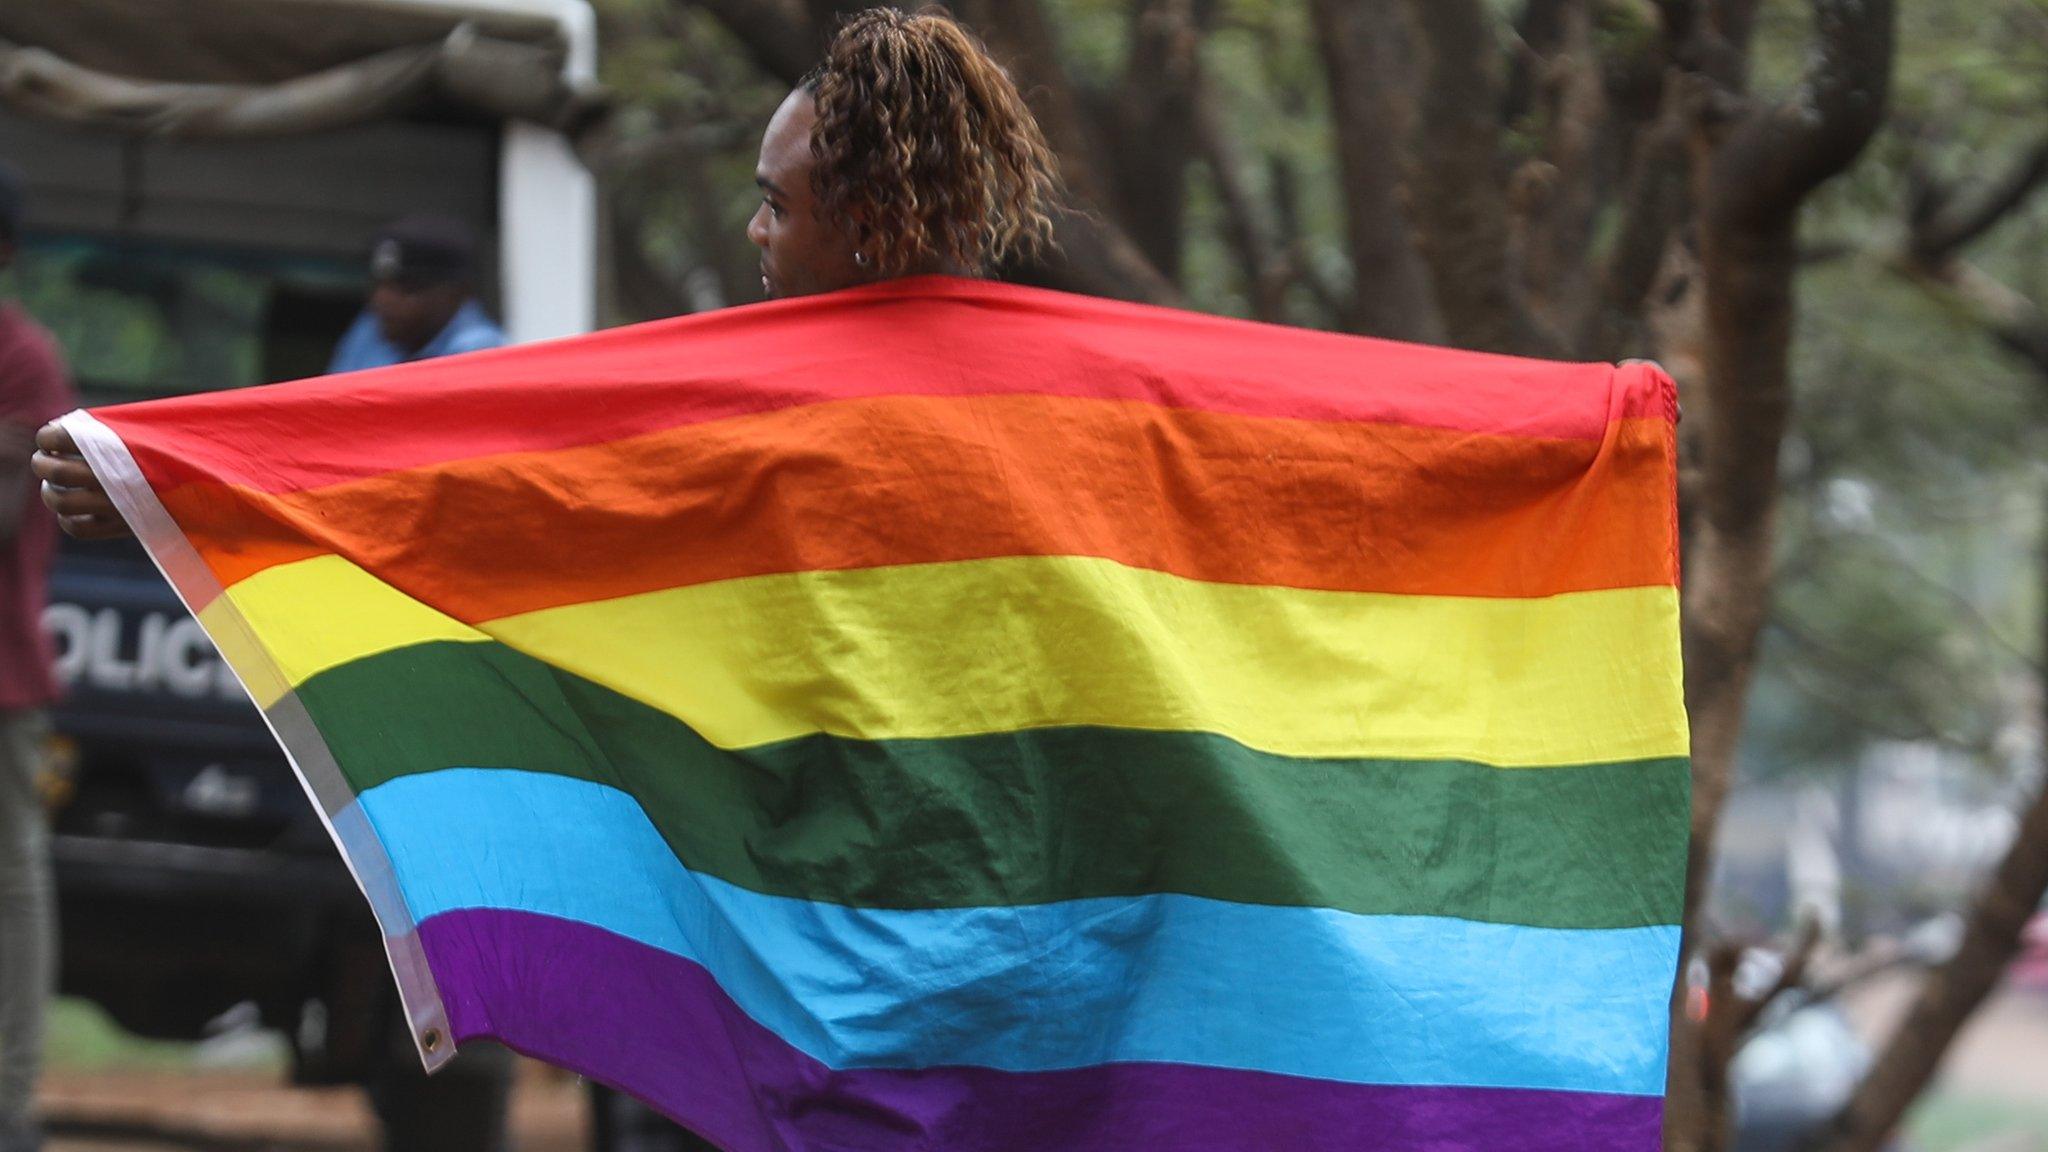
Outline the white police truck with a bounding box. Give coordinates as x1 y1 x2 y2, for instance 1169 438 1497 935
1 3 597 1147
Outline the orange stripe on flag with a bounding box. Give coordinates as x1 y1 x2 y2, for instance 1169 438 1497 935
163 394 1675 620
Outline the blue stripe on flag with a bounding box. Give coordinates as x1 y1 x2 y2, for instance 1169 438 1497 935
360 767 1675 1096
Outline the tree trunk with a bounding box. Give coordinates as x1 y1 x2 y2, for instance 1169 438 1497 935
1512 1 1609 331
1192 82 1289 322
1308 0 1440 342
1400 0 1566 356
951 0 1181 303
688 0 1180 304
683 0 819 86
1665 3 1896 1148
607 192 694 322
1807 688 2048 1152
1104 0 1213 281
1502 0 1574 127
1579 78 1690 360
1807 168 2048 1146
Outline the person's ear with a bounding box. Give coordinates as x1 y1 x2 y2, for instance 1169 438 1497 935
847 215 878 267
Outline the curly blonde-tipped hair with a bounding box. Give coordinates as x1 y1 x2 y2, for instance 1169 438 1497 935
804 7 1061 278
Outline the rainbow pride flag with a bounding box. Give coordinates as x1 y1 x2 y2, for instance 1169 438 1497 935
64 276 1688 1151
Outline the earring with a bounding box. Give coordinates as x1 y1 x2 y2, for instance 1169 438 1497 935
854 251 870 267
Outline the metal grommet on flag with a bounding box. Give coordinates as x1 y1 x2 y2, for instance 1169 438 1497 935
421 1028 443 1054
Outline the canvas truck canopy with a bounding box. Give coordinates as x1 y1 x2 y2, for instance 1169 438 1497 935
0 0 601 138
0 0 598 372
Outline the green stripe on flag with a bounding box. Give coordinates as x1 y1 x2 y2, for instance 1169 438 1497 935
298 640 1688 930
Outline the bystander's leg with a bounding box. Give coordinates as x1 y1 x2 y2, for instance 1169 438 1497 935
0 710 55 1152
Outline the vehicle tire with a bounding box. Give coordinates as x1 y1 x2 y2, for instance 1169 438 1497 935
588 1082 723 1152
367 1036 514 1152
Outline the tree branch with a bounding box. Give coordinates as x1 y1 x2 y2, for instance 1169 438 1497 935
607 192 695 322
1731 917 1824 1037
1771 616 1990 750
1308 0 1440 341
1909 132 2048 267
1890 125 2048 374
952 0 1180 303
682 0 819 87
1579 72 1691 358
1192 80 1289 322
1668 7 1896 1143
1707 0 1895 231
1399 0 1565 355
1502 0 1574 127
1781 150 2048 1150
1798 104 2048 1152
1807 725 2048 1152
1509 0 1612 331
1691 917 1822 1152
1900 257 2048 377
1103 0 1216 280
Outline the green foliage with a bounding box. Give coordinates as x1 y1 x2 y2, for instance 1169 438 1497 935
44 999 208 1071
1591 0 1659 60
6 242 295 399
1736 0 2047 785
1907 1090 2048 1152
1042 0 1131 85
592 0 2046 797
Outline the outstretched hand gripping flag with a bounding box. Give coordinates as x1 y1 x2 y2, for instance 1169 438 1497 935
63 276 1688 1151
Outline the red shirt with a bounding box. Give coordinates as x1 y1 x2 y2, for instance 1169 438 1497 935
0 303 76 710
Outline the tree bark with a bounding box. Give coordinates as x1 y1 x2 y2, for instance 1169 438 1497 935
1104 0 1215 281
1801 109 2048 1152
1807 742 2048 1152
1509 1 1611 330
1193 82 1289 322
1400 0 1565 356
1667 3 1895 1148
1682 0 1895 922
685 0 1180 304
1578 75 1691 359
1503 0 1574 127
1309 0 1441 342
682 0 819 87
1909 133 2048 266
950 0 1181 304
607 192 694 322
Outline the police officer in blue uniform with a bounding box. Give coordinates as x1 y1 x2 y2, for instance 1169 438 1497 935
328 216 505 375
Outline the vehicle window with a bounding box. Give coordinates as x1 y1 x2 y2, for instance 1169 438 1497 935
13 235 364 402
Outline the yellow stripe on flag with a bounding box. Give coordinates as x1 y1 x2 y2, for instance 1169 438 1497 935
219 553 1686 767
205 554 488 698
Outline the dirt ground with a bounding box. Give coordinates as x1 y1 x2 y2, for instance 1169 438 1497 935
42 1058 588 1152
1840 977 2048 1104
39 979 2048 1151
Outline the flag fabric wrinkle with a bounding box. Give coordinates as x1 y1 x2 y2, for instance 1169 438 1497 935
61 275 1688 1152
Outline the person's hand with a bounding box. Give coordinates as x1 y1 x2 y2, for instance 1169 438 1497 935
32 422 133 540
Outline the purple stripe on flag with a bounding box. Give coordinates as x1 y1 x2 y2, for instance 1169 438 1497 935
420 907 1662 1152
